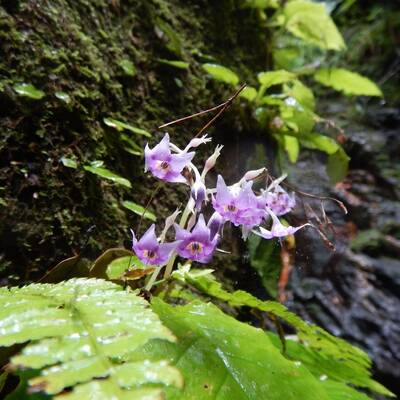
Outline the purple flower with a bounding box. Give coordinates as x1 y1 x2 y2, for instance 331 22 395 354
191 169 207 210
145 133 195 183
207 211 224 240
131 225 179 266
264 186 295 216
253 209 308 239
174 214 219 263
212 175 265 228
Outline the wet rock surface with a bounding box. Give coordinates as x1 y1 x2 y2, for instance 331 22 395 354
287 106 400 396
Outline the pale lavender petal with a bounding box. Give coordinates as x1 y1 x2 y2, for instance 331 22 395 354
148 133 171 160
137 224 158 251
215 175 233 205
254 226 274 240
174 223 192 241
169 151 195 171
156 241 180 264
191 214 209 242
236 181 257 209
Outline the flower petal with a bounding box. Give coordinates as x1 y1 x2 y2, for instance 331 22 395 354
137 224 159 251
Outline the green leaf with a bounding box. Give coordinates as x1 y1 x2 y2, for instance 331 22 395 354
118 58 136 76
283 0 345 50
283 134 300 163
247 235 281 298
313 68 383 96
257 69 295 88
241 0 279 9
300 133 340 155
284 80 315 111
118 59 136 76
239 86 258 102
202 63 239 85
138 299 331 400
122 200 156 221
267 333 394 398
13 83 45 100
0 279 182 399
55 91 71 104
172 272 389 396
158 59 189 69
105 256 147 280
120 134 143 156
326 147 350 183
83 164 132 188
60 157 78 169
103 117 151 137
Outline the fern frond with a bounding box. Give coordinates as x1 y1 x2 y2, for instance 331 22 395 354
0 279 182 399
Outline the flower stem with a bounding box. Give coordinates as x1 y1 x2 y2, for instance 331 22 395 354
162 200 193 280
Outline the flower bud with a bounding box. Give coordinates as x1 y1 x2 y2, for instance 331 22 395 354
191 178 207 211
202 144 223 178
242 167 266 182
184 134 212 152
207 211 224 240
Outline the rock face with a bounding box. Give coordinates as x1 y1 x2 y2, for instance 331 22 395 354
288 106 400 396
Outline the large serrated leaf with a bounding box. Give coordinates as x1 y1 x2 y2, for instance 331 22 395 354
0 279 182 399
283 1 345 50
172 271 392 397
135 299 330 400
313 68 383 97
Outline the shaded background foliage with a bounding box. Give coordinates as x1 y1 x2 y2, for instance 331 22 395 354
0 0 399 397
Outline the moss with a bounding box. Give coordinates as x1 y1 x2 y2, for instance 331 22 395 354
0 0 268 283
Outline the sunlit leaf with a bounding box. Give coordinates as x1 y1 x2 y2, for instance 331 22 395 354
283 1 345 50
13 83 45 100
283 134 300 163
240 0 279 9
122 200 156 221
158 59 189 69
103 117 151 137
258 69 296 88
300 133 340 154
284 80 315 110
60 157 78 169
239 86 258 102
83 164 132 188
202 63 239 85
313 68 383 96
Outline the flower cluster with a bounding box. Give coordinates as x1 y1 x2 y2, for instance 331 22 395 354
130 133 308 273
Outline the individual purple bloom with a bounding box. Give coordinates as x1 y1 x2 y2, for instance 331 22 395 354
207 211 225 240
191 169 207 210
145 133 195 183
253 209 309 239
264 185 296 216
174 214 219 263
131 224 179 266
212 175 265 228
